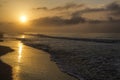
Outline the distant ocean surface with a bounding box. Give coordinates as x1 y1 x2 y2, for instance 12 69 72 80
4 32 120 40
24 32 120 39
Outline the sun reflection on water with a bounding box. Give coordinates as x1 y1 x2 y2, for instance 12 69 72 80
21 35 25 38
18 41 23 63
13 41 23 80
13 65 20 80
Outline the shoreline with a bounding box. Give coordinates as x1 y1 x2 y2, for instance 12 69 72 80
0 45 14 80
22 43 81 80
21 35 120 80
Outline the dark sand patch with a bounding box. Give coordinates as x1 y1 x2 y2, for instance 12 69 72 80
0 46 14 80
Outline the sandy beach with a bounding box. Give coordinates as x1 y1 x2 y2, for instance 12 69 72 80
0 46 14 80
21 34 120 80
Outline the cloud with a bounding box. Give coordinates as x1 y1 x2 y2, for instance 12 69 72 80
34 3 108 20
69 2 120 21
34 3 85 11
32 2 120 26
106 2 120 16
107 2 120 10
51 3 84 11
83 8 105 13
34 7 48 10
30 17 120 33
32 3 87 26
71 8 105 17
32 15 86 26
31 1 120 28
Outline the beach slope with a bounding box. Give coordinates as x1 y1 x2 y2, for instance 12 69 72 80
0 46 14 80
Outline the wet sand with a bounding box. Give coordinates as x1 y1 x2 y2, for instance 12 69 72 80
21 35 120 80
1 40 78 80
0 46 14 80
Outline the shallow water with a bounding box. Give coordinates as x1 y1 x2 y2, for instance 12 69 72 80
1 40 77 80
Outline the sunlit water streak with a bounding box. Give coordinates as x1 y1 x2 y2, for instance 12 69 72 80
21 35 25 39
18 41 23 63
1 39 77 80
13 41 23 80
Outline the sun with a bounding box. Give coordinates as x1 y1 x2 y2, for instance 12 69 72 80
20 16 27 23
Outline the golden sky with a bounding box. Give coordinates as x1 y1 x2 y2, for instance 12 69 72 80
0 0 120 33
0 0 118 22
